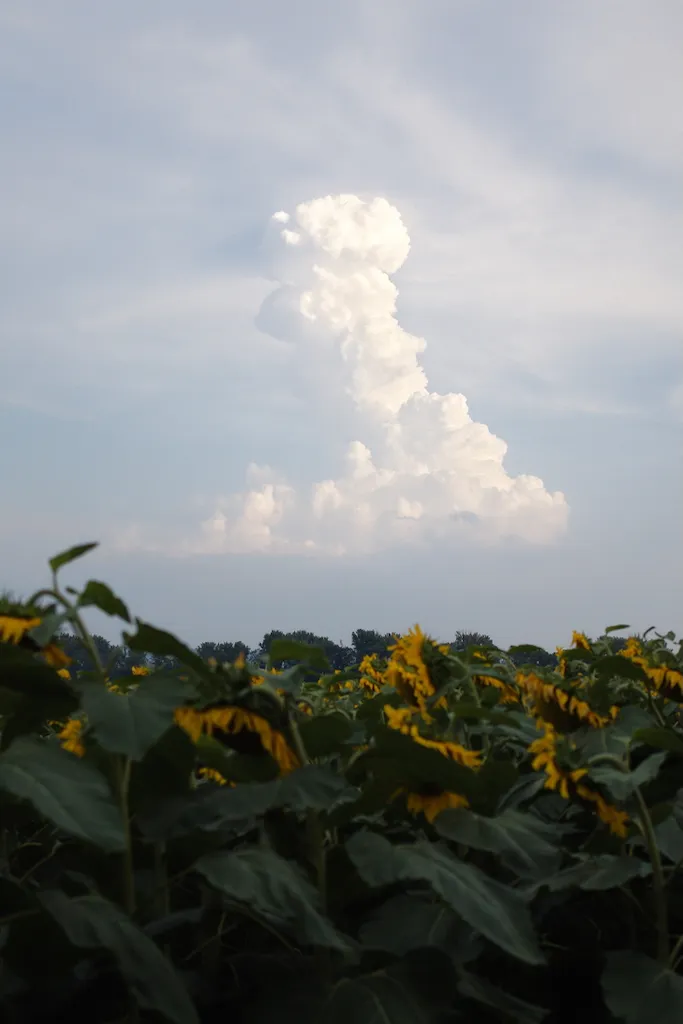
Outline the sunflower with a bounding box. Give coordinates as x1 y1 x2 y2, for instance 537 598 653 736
42 644 71 669
571 631 591 651
0 615 41 645
57 718 86 758
384 705 482 768
386 625 448 716
197 766 236 786
174 705 299 775
131 665 149 676
516 670 617 731
473 673 520 705
529 723 628 838
619 638 683 701
359 654 384 694
403 787 469 823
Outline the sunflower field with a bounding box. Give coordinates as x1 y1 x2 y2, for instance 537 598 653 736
1 543 683 1023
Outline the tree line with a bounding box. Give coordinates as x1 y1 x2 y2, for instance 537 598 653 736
53 627 579 677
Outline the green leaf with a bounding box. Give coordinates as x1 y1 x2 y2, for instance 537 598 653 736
78 677 195 760
590 752 667 801
40 890 198 1024
605 624 631 634
195 733 279 783
498 774 548 812
633 728 683 755
324 973 438 1024
325 950 458 1024
346 831 544 965
78 580 131 622
368 727 481 804
435 807 562 878
652 816 683 863
139 764 355 838
534 854 651 893
195 847 349 951
359 893 480 962
268 638 330 670
49 542 98 574
593 655 649 684
458 970 548 1023
123 621 209 677
27 610 72 647
250 665 306 696
0 736 125 851
602 951 683 1024
298 712 353 757
0 643 76 702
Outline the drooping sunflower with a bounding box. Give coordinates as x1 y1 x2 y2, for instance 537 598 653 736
403 786 469 823
619 637 683 701
473 672 520 705
571 631 591 652
384 705 482 768
386 625 450 717
528 723 628 838
174 704 299 775
382 704 479 822
359 653 384 695
516 670 617 731
0 614 41 645
0 613 72 671
197 766 236 786
57 718 86 758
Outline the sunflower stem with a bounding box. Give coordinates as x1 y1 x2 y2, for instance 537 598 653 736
116 756 136 917
587 752 668 963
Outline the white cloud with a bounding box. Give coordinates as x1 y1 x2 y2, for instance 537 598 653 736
145 194 568 557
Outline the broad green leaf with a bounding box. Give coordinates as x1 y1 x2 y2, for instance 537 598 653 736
593 655 649 684
0 736 125 851
268 638 330 670
78 676 195 761
298 712 353 757
27 610 72 647
326 950 458 1024
633 728 683 756
652 816 683 863
195 733 279 782
435 807 562 878
40 890 198 1024
458 970 548 1024
325 972 439 1024
195 847 349 951
49 542 98 574
368 727 482 803
139 764 355 838
602 951 683 1024
498 774 548 812
78 580 131 622
590 752 667 801
0 644 77 702
123 621 209 677
534 854 651 893
250 664 306 696
346 831 544 965
475 757 520 814
359 893 480 962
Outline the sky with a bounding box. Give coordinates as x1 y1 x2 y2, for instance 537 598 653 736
1 0 682 651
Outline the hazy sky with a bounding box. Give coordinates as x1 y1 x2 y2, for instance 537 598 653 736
1 0 681 651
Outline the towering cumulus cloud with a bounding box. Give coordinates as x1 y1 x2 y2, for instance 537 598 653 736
200 195 569 555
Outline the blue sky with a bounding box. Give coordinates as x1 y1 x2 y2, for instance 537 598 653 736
1 0 681 651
